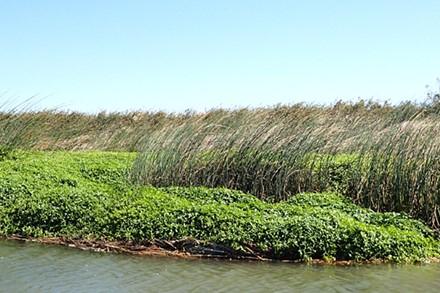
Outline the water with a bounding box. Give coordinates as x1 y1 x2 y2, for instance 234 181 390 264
1 240 439 293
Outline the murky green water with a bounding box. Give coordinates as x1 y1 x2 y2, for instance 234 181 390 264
1 240 439 293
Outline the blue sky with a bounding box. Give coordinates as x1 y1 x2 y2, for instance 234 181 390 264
1 1 439 112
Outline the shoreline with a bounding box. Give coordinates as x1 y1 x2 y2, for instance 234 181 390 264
4 235 270 261
4 235 440 266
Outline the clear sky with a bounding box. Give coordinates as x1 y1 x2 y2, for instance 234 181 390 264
1 1 440 113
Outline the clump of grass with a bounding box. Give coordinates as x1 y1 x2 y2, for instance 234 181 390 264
131 102 440 229
0 150 439 262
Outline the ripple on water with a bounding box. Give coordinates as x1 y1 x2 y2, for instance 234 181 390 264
0 240 439 293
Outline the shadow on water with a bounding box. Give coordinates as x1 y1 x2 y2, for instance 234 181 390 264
1 240 439 292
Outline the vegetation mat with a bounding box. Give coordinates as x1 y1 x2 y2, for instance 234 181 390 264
1 151 439 263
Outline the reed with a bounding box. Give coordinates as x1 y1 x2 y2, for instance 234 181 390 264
131 102 440 229
0 105 177 151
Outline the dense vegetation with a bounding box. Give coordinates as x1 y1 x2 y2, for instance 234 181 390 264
0 151 439 262
131 103 440 229
3 101 440 229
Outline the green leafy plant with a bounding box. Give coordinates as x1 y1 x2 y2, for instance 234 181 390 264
1 151 439 262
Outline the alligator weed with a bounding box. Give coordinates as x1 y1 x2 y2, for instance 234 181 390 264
1 150 439 263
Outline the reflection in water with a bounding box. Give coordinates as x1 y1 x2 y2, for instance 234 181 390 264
0 240 439 292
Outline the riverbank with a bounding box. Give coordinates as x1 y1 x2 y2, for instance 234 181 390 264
1 150 439 263
5 236 440 266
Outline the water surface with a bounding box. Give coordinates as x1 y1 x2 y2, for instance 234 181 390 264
1 240 439 292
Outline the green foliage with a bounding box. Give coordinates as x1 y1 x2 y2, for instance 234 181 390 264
303 153 360 192
159 186 262 206
0 151 439 262
0 145 8 161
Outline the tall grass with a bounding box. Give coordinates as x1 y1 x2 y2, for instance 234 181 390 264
131 102 440 229
0 104 179 151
